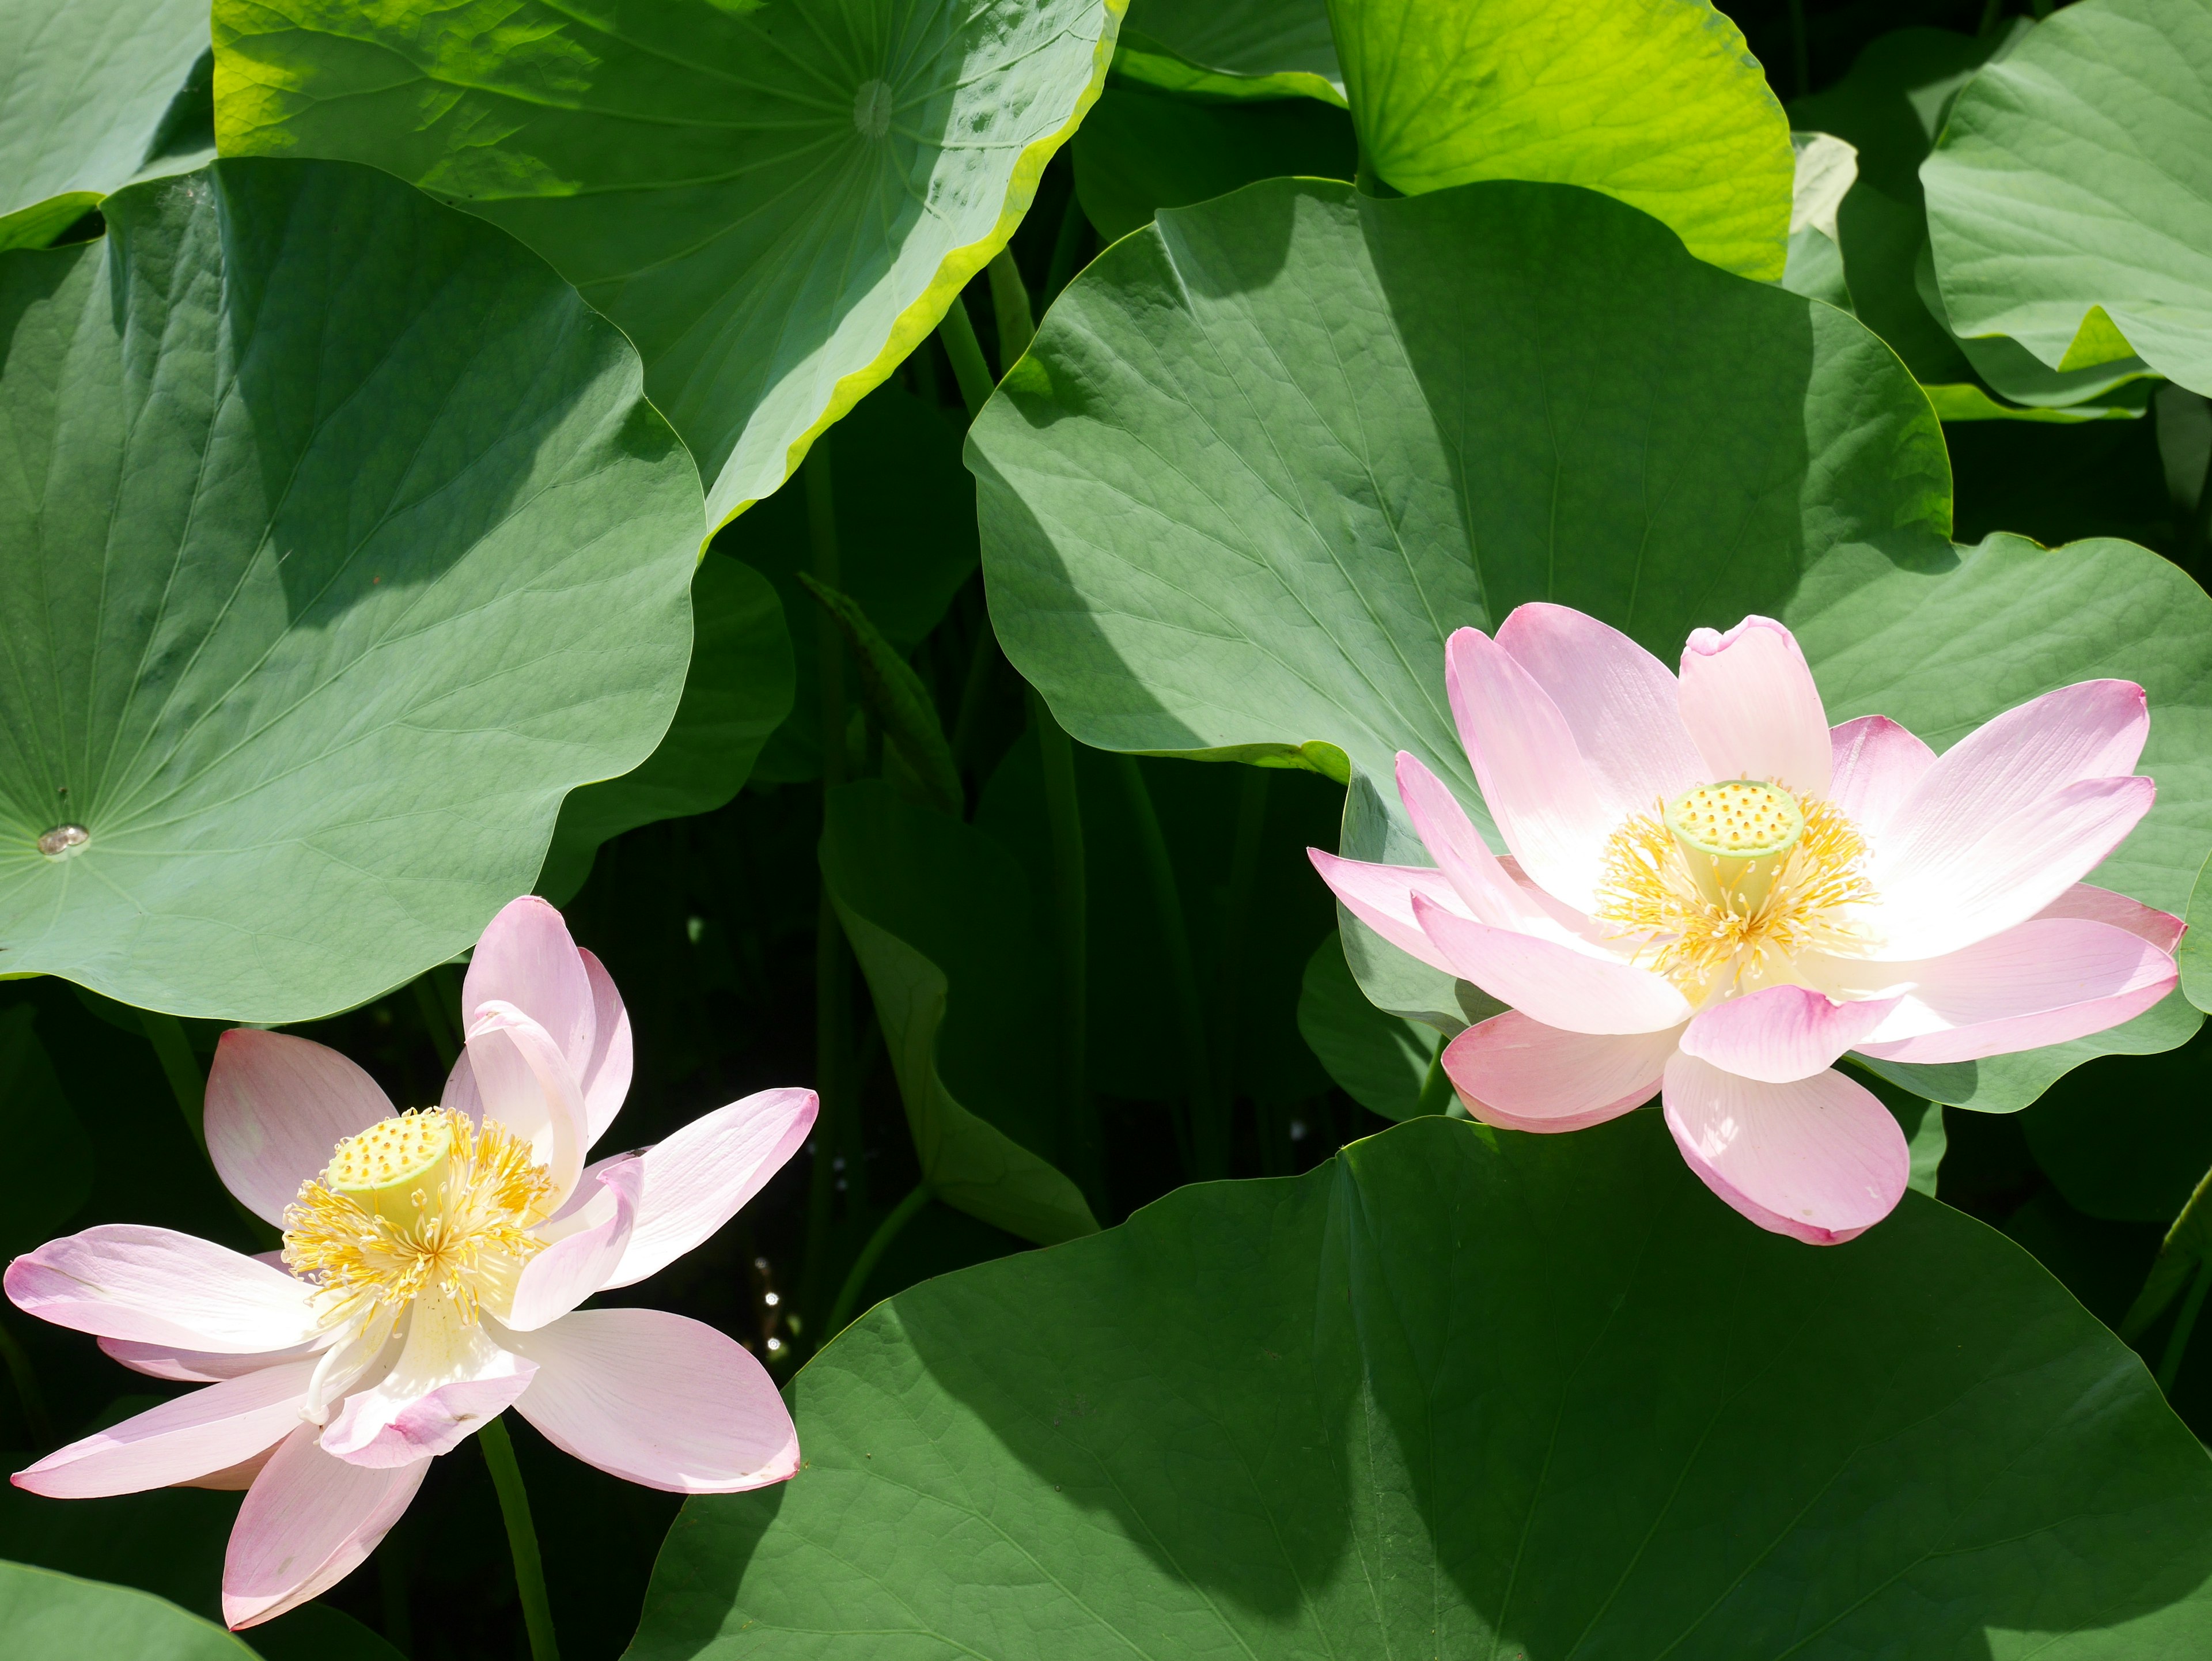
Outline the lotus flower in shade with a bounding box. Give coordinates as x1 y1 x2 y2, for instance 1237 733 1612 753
5 898 816 1628
1312 607 2180 1244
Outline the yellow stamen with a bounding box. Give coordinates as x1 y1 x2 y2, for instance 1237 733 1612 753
1596 787 1873 1004
282 1108 554 1331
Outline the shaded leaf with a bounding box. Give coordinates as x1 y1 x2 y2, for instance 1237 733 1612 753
1073 85 1354 245
2019 1017 2212 1224
797 576 962 816
634 1113 2212 1659
1295 932 1438 1120
0 1005 92 1254
1115 0 1343 104
213 0 1123 527
0 1560 251 1660
0 160 699 1021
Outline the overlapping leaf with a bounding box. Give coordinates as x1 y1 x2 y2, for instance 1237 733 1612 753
1114 0 1344 104
0 160 700 1021
1923 0 2212 398
633 1113 2212 1659
213 0 1123 528
0 1561 252 1659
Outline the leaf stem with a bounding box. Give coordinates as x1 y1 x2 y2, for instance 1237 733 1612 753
1415 1042 1459 1118
804 436 854 1344
1214 769 1270 1158
1029 691 1102 1208
936 294 995 420
140 1010 209 1158
949 604 1001 780
2158 1259 2212 1395
1044 191 1089 308
987 247 1035 366
1115 755 1222 1178
480 1417 559 1661
825 1182 933 1339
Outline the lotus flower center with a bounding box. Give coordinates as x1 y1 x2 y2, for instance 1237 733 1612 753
1663 780 1804 916
282 1107 555 1331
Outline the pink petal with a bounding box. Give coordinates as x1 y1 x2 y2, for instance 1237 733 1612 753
505 1160 643 1330
1678 985 1901 1084
463 896 597 1085
99 1335 325 1383
577 948 633 1147
1444 626 1620 913
13 1361 314 1499
463 1002 586 1205
2035 881 2186 954
224 1423 427 1629
1442 1012 1677 1132
1661 1054 1909 1245
1869 774 2156 960
601 1087 818 1291
320 1299 536 1468
204 1031 395 1227
1411 895 1692 1034
6 1226 321 1352
1306 849 1468 975
1827 716 1934 842
1395 752 1598 943
1677 616 1832 796
507 1309 798 1494
1851 916 2177 1065
1495 603 1707 812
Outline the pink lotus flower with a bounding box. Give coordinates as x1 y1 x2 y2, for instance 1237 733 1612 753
1313 607 2179 1244
5 898 815 1628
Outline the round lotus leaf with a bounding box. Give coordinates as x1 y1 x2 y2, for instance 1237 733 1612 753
210 0 1123 530
1922 0 2212 398
632 1113 2212 1659
0 158 702 1021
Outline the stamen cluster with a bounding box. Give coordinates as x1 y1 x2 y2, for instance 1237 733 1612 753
1595 790 1874 1002
282 1108 554 1331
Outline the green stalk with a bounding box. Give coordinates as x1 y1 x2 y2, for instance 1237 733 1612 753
2157 1259 2212 1395
949 606 1000 778
936 294 995 420
987 247 1036 366
479 1417 559 1661
824 1182 933 1338
1029 690 1102 1208
804 439 853 1341
1415 1042 1459 1118
141 1010 209 1158
1116 755 1222 1177
0 1320 54 1448
1214 769 1270 1164
1044 191 1089 308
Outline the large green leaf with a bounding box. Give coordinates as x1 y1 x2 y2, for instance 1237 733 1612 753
0 1561 252 1660
1073 85 1355 244
0 159 700 1021
1922 0 2212 398
1114 0 1344 105
2019 1019 2212 1223
1295 930 1438 1119
820 780 1097 1245
0 0 213 251
971 181 2212 1111
1325 0 1794 278
631 1113 2212 1659
536 552 793 905
213 0 1122 529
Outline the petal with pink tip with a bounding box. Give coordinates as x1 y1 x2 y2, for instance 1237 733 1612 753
464 1002 586 1205
1677 616 1831 796
463 896 597 1081
13 1360 315 1499
1904 680 2148 825
1393 752 1602 949
99 1335 325 1383
1679 985 1900 1084
224 1424 427 1629
2035 882 2186 954
320 1297 535 1468
507 1308 798 1493
1827 716 1934 842
1661 1053 1908 1244
1411 895 1691 1034
1306 849 1467 975
1495 603 1706 812
601 1087 818 1290
1847 916 2177 1065
577 948 633 1147
505 1160 643 1330
6 1227 321 1352
1442 1012 1677 1132
204 1031 395 1227
1869 774 2155 960
1444 627 1619 913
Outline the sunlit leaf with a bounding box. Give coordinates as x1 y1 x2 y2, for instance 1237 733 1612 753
0 160 700 1021
1923 0 2212 397
633 1113 2212 1659
213 0 1123 528
1114 0 1344 105
1327 0 1793 277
